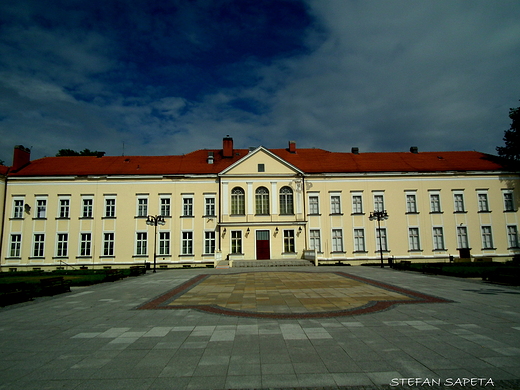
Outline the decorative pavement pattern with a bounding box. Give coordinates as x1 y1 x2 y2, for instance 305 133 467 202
138 271 451 318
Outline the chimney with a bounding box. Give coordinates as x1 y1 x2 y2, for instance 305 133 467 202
12 145 31 172
223 135 233 158
410 146 418 154
207 151 214 164
351 147 359 154
288 141 296 153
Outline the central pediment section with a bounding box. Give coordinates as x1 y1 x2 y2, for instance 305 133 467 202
220 147 302 176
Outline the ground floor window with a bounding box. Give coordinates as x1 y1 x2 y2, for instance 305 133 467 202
309 229 321 252
457 226 469 249
10 234 21 257
433 227 445 250
507 225 519 248
354 229 365 252
56 233 68 257
182 231 193 255
231 231 242 254
103 233 114 256
481 226 493 249
33 234 45 257
204 231 216 254
159 232 170 255
136 232 147 255
332 229 343 252
409 228 420 250
283 230 295 253
80 233 92 256
376 228 387 252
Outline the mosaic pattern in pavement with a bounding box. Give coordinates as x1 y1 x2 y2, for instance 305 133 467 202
138 271 451 318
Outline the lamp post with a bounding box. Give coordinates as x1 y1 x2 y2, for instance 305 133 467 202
369 210 389 268
146 215 165 273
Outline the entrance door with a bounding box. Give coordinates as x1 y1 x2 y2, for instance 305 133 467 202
256 230 270 260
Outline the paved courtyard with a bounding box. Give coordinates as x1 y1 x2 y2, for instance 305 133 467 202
1 266 520 390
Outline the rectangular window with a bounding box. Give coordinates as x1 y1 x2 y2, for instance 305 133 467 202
454 193 465 212
56 233 68 257
136 232 147 255
457 227 469 249
159 232 170 255
330 195 341 214
205 197 216 216
309 230 321 252
204 231 216 254
80 233 92 256
105 198 116 217
33 234 45 257
406 194 417 213
409 228 420 251
373 194 384 212
82 198 93 218
258 163 265 172
137 198 148 217
183 197 193 217
103 233 115 256
504 192 515 211
160 197 171 217
332 229 343 252
433 227 445 250
352 194 363 214
13 199 24 218
36 199 47 218
507 226 519 248
182 231 193 255
283 230 295 253
59 199 70 218
376 228 387 252
309 196 319 215
10 234 22 257
481 226 494 249
354 229 365 252
231 231 242 254
478 193 489 212
430 193 441 213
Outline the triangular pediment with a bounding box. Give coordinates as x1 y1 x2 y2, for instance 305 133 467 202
219 147 302 176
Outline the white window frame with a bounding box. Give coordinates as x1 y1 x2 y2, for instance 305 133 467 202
80 232 92 257
408 228 421 251
453 191 465 213
283 230 295 253
56 233 68 257
373 192 384 213
13 197 25 219
231 230 242 254
351 192 363 214
477 191 489 212
430 191 442 213
82 197 93 218
103 232 115 256
204 195 216 217
137 196 148 217
182 195 194 217
136 232 148 255
457 226 469 249
481 226 494 249
159 231 170 255
308 194 320 215
181 231 193 255
433 227 445 250
58 197 71 219
503 190 515 212
376 228 388 252
160 196 171 217
309 229 321 252
354 228 365 252
33 233 45 257
507 225 519 249
104 196 116 218
405 192 417 213
331 229 343 252
330 193 341 215
255 187 270 215
204 231 216 254
36 197 47 219
9 234 22 257
279 187 294 215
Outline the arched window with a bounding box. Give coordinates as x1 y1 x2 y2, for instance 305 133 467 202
279 186 294 215
255 187 269 215
231 187 245 215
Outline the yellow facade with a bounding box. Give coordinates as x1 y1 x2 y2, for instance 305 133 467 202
1 144 520 270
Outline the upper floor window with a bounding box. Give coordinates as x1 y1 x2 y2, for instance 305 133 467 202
36 198 47 218
309 195 319 215
330 194 341 215
453 192 465 213
231 187 245 215
205 196 216 217
406 194 417 213
59 198 70 218
503 191 515 212
104 198 116 218
430 193 441 213
82 198 93 218
478 193 489 212
255 187 269 215
137 197 148 217
183 197 193 217
352 194 363 214
160 197 171 217
13 199 24 218
373 194 384 212
279 186 294 215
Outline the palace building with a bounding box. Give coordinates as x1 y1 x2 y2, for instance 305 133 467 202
1 137 519 270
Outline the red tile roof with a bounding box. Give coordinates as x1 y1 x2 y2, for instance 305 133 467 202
7 148 509 177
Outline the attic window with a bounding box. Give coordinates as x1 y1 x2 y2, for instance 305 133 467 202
258 164 265 172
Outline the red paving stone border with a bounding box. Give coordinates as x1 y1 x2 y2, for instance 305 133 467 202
137 271 452 318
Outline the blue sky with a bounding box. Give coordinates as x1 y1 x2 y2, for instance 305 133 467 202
1 0 520 163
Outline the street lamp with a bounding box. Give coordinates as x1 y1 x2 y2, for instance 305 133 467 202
369 210 389 268
146 215 166 273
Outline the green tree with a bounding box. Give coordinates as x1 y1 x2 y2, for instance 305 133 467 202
497 103 520 161
56 148 103 157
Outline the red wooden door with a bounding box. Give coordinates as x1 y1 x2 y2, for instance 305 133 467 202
256 230 270 260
